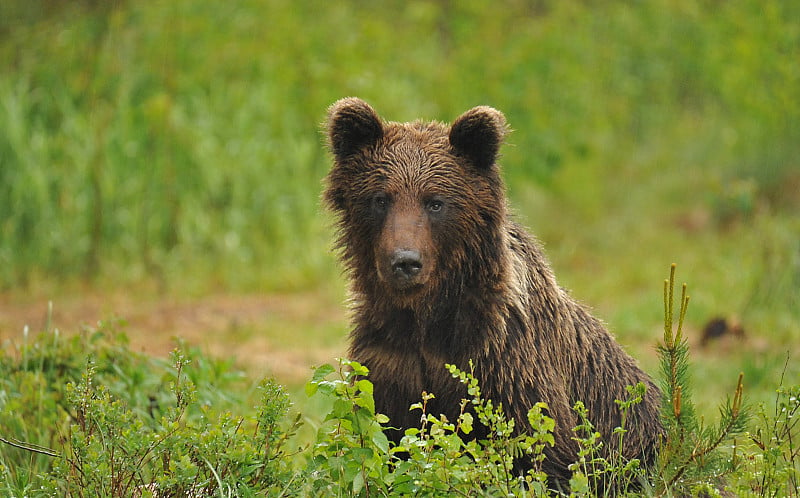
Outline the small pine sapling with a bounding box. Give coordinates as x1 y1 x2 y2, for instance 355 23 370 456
657 264 749 493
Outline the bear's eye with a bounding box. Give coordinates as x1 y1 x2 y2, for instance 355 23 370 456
372 194 389 213
426 199 444 214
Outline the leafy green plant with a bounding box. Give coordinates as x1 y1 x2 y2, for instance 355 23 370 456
568 383 648 496
304 358 558 496
0 317 138 495
443 361 555 495
732 355 800 497
304 360 392 496
394 362 555 496
53 351 301 497
0 322 301 497
304 358 664 497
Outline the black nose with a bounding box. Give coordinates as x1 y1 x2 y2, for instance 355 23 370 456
391 250 422 279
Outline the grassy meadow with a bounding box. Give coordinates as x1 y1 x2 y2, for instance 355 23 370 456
0 0 799 494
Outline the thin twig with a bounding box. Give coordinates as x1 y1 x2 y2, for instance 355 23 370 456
0 435 60 457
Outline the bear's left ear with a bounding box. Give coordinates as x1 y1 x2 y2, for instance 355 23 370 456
449 106 508 171
327 97 384 161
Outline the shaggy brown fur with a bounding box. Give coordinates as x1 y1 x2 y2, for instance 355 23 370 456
323 97 663 485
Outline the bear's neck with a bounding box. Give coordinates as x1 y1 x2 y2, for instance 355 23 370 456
352 264 510 357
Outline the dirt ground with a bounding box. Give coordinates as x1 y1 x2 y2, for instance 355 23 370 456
1 287 762 396
0 290 350 387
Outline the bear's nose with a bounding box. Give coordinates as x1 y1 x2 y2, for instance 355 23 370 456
391 250 422 280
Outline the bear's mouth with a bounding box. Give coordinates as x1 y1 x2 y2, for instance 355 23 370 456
390 279 425 293
381 267 427 292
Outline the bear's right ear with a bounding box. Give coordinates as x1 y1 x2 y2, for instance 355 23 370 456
326 98 384 161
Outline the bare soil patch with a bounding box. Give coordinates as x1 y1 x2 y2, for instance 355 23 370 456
0 290 348 387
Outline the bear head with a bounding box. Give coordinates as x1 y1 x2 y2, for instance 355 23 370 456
324 98 510 309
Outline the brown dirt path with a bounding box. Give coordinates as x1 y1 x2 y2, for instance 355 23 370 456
0 290 349 387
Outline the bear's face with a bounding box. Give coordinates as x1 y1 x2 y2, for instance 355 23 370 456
325 98 508 304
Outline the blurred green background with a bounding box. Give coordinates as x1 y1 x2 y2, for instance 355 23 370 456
1 0 798 409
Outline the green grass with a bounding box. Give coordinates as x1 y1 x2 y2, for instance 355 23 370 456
1 0 797 294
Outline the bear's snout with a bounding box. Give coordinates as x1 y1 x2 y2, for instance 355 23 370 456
376 201 433 292
390 249 423 281
379 246 428 291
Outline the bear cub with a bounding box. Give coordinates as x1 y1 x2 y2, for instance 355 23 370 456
323 97 663 485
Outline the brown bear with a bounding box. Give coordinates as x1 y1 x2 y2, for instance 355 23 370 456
323 97 663 486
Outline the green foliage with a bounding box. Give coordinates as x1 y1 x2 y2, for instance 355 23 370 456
656 265 749 495
568 384 648 496
52 353 299 496
1 0 798 294
1 269 798 496
731 357 800 497
0 322 300 496
304 359 661 496
444 361 556 494
304 358 559 496
304 360 392 496
0 317 142 495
